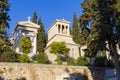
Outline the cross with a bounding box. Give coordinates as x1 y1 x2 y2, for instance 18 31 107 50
27 16 31 22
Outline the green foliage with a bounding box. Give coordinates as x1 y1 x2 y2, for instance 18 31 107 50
32 11 38 23
106 60 114 67
34 53 49 64
0 0 10 40
0 46 19 62
50 42 69 56
94 56 107 67
76 56 88 66
37 18 46 53
0 40 4 52
94 56 114 67
56 55 62 65
0 0 10 54
71 13 80 44
19 36 32 54
67 56 76 66
80 0 120 78
19 54 30 63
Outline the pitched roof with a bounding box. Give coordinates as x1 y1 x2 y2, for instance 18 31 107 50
56 18 70 24
17 21 40 28
13 21 40 34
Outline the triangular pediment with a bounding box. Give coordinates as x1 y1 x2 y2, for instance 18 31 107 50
56 19 70 24
17 21 40 28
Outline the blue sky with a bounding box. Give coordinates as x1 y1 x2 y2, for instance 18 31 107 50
8 0 83 37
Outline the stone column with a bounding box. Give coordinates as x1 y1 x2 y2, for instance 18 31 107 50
60 24 62 34
67 25 70 35
66 26 67 34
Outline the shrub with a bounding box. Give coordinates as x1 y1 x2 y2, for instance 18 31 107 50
76 56 88 66
56 55 62 65
0 52 19 62
56 59 62 65
94 56 107 67
106 60 114 67
34 53 49 64
67 56 76 66
19 54 30 63
0 46 19 62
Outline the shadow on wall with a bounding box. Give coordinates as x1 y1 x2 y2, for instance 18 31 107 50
70 73 88 80
0 76 4 80
87 67 116 80
56 68 88 80
16 77 26 80
0 77 26 80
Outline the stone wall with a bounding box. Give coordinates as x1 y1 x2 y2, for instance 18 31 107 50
0 63 112 80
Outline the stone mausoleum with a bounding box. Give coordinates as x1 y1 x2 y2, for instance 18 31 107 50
45 19 80 62
13 17 40 58
13 18 84 61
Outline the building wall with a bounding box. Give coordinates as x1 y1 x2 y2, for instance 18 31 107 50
48 21 70 41
14 25 38 57
45 19 80 61
47 34 76 47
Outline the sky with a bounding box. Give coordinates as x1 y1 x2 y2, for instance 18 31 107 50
8 0 83 37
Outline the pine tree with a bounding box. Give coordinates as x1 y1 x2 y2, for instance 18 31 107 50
0 0 10 40
32 12 37 23
71 13 80 44
0 0 10 52
37 18 46 53
80 0 120 79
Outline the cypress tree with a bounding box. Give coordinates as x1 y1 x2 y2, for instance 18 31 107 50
0 0 10 54
71 13 80 44
32 12 37 23
80 0 120 79
0 0 10 40
37 18 46 53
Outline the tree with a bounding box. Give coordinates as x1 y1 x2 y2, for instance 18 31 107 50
94 56 107 67
67 56 76 66
0 0 10 53
32 11 37 23
19 54 30 63
34 53 49 64
0 46 19 62
76 56 88 66
19 36 32 54
50 42 69 56
71 13 80 44
50 42 69 64
37 18 46 53
79 0 120 79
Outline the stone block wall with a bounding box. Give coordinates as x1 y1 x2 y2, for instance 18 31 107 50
0 63 109 80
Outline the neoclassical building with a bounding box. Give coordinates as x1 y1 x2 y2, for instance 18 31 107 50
13 18 40 57
45 19 80 61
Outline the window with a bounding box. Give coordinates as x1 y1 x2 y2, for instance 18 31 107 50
58 24 60 33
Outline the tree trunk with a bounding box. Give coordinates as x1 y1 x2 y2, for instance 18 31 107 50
111 41 120 80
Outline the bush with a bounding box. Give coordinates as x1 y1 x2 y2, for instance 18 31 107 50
67 56 76 66
0 46 19 62
19 54 30 63
106 60 114 67
56 55 62 65
34 53 49 64
56 59 62 65
76 57 88 66
94 56 107 67
0 52 19 62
